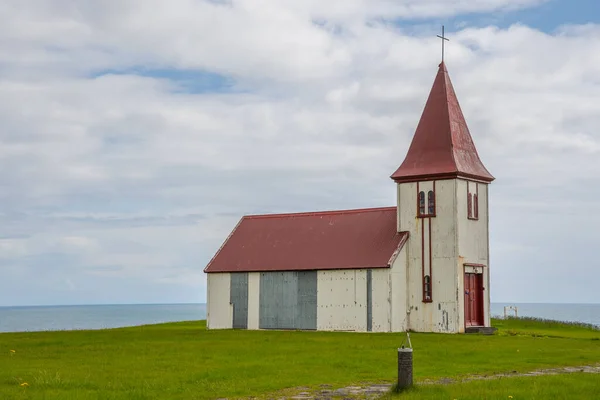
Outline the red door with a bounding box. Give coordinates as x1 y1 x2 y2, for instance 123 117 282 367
464 273 484 327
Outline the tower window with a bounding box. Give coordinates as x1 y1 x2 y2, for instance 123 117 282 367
418 189 436 217
427 190 435 215
418 191 426 215
467 182 479 220
467 193 473 219
467 191 479 220
424 275 432 302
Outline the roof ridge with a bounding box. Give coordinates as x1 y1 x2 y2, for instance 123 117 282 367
441 63 458 159
244 206 396 219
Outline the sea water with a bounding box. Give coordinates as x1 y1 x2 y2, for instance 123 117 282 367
0 303 205 333
0 302 597 333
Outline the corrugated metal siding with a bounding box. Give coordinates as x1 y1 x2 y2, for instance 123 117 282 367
366 269 373 332
204 207 407 273
260 272 296 329
259 271 317 330
230 272 248 329
259 272 279 329
297 271 317 330
279 272 299 329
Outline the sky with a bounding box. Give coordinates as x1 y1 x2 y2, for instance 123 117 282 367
1 0 599 306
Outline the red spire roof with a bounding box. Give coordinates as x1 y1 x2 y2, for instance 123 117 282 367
391 62 494 183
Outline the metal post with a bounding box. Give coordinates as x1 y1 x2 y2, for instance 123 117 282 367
397 348 413 390
397 332 413 391
504 305 519 318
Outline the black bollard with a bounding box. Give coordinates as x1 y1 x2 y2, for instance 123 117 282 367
397 347 413 390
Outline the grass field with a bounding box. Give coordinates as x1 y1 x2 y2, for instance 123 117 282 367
388 373 600 399
1 317 598 399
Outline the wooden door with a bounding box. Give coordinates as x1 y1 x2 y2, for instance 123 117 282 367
464 273 484 327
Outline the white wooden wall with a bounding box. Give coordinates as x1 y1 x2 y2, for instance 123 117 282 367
247 272 260 329
456 179 491 329
316 269 368 331
371 268 391 332
397 179 461 333
206 265 411 332
314 261 407 333
396 178 492 333
206 272 232 329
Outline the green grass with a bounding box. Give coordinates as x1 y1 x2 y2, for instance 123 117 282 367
388 373 600 399
0 318 598 399
494 316 600 339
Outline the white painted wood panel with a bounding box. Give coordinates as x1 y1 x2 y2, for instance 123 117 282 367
397 179 465 333
456 179 491 329
317 269 368 331
247 272 260 330
390 246 408 332
371 268 391 332
206 273 232 329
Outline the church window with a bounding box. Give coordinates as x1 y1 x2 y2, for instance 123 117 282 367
467 193 473 219
427 190 435 215
423 275 432 302
418 191 426 215
473 194 479 219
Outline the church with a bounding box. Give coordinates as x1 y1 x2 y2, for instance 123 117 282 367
203 60 495 333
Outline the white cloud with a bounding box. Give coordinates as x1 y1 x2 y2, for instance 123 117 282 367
0 0 599 306
0 239 27 259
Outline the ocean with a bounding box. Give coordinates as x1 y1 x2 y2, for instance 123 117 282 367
0 302 597 333
0 303 206 333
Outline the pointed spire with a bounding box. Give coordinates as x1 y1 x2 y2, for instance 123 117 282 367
391 62 494 183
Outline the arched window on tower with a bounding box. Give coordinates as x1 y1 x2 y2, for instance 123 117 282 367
473 193 479 219
424 275 432 302
418 191 425 215
427 190 435 215
467 193 473 219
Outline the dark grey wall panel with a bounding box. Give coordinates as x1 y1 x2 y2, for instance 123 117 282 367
260 272 297 329
230 272 248 329
258 272 276 329
366 269 373 332
259 271 317 330
297 271 318 330
279 271 298 329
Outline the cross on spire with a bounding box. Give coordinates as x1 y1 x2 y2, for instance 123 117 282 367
437 25 450 62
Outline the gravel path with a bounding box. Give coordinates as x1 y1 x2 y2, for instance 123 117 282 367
247 364 600 400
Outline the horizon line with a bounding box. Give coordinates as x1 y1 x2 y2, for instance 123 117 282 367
2 301 600 308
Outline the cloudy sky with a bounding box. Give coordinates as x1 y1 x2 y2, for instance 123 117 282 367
1 0 599 307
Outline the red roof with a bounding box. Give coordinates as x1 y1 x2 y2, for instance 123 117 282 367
204 207 408 273
391 62 494 183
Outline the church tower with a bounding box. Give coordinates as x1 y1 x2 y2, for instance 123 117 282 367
391 62 494 333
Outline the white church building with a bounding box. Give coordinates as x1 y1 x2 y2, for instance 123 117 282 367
204 61 495 333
